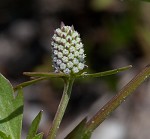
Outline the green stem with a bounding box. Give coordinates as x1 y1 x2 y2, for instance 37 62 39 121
47 77 75 139
23 72 68 78
77 65 132 78
13 77 46 91
85 64 150 133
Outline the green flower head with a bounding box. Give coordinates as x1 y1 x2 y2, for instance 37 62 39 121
51 22 86 74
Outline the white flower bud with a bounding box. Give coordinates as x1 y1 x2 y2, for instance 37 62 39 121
58 45 64 51
68 53 74 59
75 44 81 50
53 43 58 49
65 42 70 48
63 68 70 74
63 49 69 55
53 57 57 62
51 22 86 74
73 58 79 65
57 52 63 58
76 37 81 43
69 46 75 52
79 49 84 55
54 50 58 55
62 56 68 63
57 59 62 65
67 61 73 68
72 31 78 38
55 28 62 36
74 51 79 57
60 63 66 70
78 63 84 70
71 40 76 45
61 38 66 44
72 67 79 73
55 37 61 42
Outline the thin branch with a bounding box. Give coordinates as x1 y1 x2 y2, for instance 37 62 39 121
23 72 69 78
85 64 150 133
77 65 132 78
13 77 46 91
46 78 75 139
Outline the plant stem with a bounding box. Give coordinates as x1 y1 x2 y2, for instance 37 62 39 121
23 72 68 78
47 77 74 139
77 65 132 78
14 77 46 91
85 64 150 133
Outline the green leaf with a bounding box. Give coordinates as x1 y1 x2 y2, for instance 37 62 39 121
32 133 43 139
26 111 42 139
0 74 23 139
65 118 91 139
84 64 150 133
0 130 11 139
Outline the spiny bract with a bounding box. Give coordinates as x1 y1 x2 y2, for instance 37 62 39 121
51 22 86 74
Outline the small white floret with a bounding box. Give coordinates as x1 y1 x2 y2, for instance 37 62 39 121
60 63 66 70
61 38 66 44
63 49 69 55
53 57 57 62
58 52 63 58
56 28 62 36
69 46 75 52
62 32 67 37
72 67 79 73
67 61 73 68
72 31 78 38
78 63 84 70
66 35 72 41
79 49 84 54
75 44 80 50
62 56 68 63
71 40 76 45
65 42 70 48
58 45 63 51
52 35 56 40
63 68 70 74
55 37 61 42
57 59 62 65
74 51 79 57
51 41 54 46
54 50 58 55
76 37 81 43
73 58 79 65
53 43 58 49
68 53 74 59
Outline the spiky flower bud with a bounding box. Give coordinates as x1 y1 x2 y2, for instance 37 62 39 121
51 22 86 74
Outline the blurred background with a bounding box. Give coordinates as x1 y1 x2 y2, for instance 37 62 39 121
0 0 150 138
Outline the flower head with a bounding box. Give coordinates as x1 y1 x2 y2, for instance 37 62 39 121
51 22 86 74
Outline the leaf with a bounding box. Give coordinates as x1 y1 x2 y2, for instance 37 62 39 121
32 133 43 139
0 130 11 139
84 64 150 134
65 118 91 139
0 74 24 139
26 111 43 139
